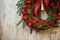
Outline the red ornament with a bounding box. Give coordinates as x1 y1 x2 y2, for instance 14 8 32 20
56 5 60 10
28 22 32 28
34 27 40 32
56 2 60 10
26 0 31 4
27 20 31 23
47 25 50 28
49 21 55 25
22 16 28 20
50 3 55 8
22 9 27 14
43 22 47 26
30 14 33 18
36 28 40 32
26 4 32 8
52 13 57 17
57 16 60 20
38 20 45 25
31 0 34 2
58 13 60 17
23 5 27 9
32 20 37 24
56 2 60 5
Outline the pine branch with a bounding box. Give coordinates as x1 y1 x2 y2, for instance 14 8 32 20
16 0 26 16
16 20 23 26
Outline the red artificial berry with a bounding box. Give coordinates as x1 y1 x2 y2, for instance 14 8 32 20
43 22 47 26
47 25 50 28
58 13 60 17
46 23 50 28
32 20 37 24
30 14 33 18
57 16 60 20
50 3 55 8
22 16 28 20
56 2 60 5
52 13 57 17
26 0 31 4
23 5 27 9
35 28 40 32
39 20 45 25
26 4 32 8
31 0 34 2
28 22 32 28
22 9 27 14
49 21 55 25
22 9 26 13
27 20 31 23
56 5 60 10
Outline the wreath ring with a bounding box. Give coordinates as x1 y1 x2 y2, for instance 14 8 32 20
16 0 60 34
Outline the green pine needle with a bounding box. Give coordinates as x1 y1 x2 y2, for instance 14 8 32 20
34 24 43 28
23 21 27 28
30 28 33 34
16 20 23 26
16 0 26 16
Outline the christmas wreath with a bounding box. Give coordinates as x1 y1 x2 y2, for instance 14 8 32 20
16 0 60 33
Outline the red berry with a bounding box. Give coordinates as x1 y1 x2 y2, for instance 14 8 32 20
52 13 57 17
32 20 37 24
50 3 55 8
23 5 27 9
58 13 60 17
43 22 47 26
28 22 32 28
22 9 27 14
39 20 45 25
26 4 32 8
22 16 28 20
26 0 31 4
47 25 50 28
35 28 40 32
31 0 34 2
22 9 26 13
56 2 60 5
57 16 60 20
27 20 31 23
49 21 55 25
30 14 33 18
56 5 60 10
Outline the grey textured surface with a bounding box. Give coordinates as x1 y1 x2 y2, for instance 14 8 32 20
0 0 60 40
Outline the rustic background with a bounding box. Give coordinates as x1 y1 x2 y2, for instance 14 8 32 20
0 0 60 40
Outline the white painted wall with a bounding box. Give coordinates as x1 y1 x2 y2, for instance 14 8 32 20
0 0 60 40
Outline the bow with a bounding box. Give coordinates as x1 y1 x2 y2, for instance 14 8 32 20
34 0 50 17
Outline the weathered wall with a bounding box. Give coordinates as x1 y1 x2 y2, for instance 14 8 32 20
0 0 60 40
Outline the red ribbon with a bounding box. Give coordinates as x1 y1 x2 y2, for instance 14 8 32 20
34 0 50 17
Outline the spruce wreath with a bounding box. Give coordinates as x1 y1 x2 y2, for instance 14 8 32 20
16 0 60 33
